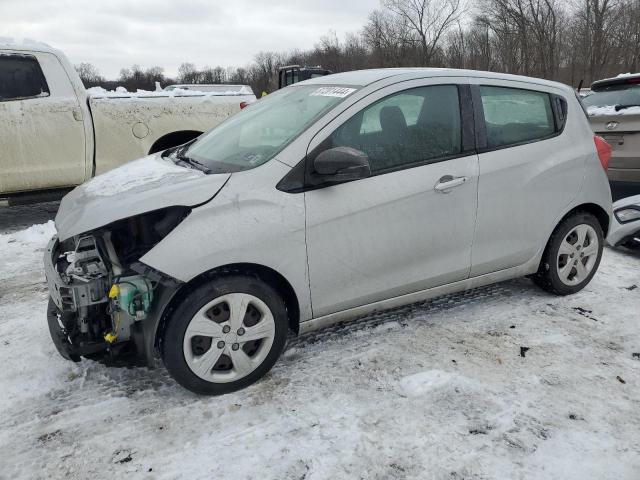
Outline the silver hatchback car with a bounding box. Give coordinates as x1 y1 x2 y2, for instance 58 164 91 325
45 69 612 395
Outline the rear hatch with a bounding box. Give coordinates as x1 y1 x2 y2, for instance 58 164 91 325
583 75 640 182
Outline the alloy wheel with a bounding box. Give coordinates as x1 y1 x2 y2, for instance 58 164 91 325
182 293 276 383
556 224 599 286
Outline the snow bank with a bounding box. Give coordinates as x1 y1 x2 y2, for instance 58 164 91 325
6 220 56 245
81 155 203 197
0 220 55 281
615 72 640 78
87 86 253 98
587 105 640 116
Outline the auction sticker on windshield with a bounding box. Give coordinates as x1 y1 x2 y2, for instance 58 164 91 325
310 87 356 98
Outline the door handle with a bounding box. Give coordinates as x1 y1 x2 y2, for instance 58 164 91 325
434 175 467 193
72 107 83 121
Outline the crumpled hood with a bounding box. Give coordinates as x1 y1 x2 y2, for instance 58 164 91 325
56 153 230 241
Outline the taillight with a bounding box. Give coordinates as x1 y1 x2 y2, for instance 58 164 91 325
594 135 612 171
240 101 249 109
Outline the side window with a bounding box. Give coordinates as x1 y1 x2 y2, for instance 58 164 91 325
479 86 555 148
0 54 50 102
326 85 461 174
359 91 426 133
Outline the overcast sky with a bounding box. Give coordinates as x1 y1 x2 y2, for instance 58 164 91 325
1 0 376 78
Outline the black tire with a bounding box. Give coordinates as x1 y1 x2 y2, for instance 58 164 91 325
533 211 604 295
160 274 288 395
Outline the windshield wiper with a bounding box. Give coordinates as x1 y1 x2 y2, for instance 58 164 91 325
614 104 640 111
175 153 212 174
162 145 211 173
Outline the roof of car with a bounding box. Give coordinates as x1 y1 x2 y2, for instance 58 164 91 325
591 73 640 90
301 68 571 92
0 38 60 55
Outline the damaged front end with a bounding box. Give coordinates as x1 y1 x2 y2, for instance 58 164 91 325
44 207 188 366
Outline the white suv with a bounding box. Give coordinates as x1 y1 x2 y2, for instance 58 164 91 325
45 69 612 395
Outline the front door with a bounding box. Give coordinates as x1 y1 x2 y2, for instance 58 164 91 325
304 80 479 317
0 51 87 194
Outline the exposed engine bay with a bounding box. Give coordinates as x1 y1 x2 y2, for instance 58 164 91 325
45 207 189 365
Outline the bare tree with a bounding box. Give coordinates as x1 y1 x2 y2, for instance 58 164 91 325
466 22 494 71
363 9 417 67
251 51 285 93
614 0 640 74
571 0 623 82
74 63 104 87
118 65 170 91
74 0 640 94
145 66 166 88
477 0 565 79
381 0 465 65
178 62 199 83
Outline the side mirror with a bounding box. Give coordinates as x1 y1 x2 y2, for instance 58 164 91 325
313 147 371 182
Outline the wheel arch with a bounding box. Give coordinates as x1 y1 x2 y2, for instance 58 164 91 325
148 130 203 155
535 202 610 274
560 202 610 237
155 262 301 348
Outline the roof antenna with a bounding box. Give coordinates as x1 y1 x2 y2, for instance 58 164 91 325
576 79 584 93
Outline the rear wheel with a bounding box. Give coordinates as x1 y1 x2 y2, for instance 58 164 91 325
533 212 604 295
161 275 288 395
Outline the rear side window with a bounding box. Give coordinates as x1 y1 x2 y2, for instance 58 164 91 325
327 85 462 174
480 86 555 148
0 54 50 101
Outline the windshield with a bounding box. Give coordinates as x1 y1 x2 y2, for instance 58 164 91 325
582 83 640 109
182 85 357 173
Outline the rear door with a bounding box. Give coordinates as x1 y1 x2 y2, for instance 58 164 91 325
304 78 479 317
468 80 581 276
0 51 86 195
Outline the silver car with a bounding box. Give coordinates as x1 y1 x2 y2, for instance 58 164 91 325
45 69 612 395
607 194 640 248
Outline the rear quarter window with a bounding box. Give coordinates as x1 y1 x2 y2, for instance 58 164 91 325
0 54 50 101
479 86 556 149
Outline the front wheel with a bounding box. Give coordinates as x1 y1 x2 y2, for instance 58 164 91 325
161 275 288 395
533 212 604 295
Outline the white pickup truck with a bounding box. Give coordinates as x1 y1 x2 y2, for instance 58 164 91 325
0 41 255 204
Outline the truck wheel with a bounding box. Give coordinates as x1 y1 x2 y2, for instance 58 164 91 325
533 212 604 295
161 274 288 395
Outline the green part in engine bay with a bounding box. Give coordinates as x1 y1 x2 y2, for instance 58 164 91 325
114 275 153 319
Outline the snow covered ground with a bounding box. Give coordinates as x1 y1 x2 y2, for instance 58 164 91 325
0 206 639 480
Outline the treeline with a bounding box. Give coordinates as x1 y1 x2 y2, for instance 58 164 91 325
76 0 640 94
